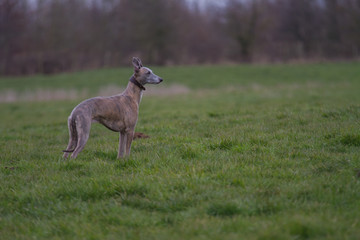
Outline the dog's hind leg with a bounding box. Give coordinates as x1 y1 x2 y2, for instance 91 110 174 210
70 116 91 159
63 118 77 158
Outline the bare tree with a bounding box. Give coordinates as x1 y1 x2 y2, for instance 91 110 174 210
1 0 360 75
0 0 28 74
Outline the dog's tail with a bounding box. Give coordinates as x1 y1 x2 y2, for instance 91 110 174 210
62 149 74 153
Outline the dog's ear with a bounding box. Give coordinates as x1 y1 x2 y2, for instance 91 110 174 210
132 57 143 72
136 57 143 68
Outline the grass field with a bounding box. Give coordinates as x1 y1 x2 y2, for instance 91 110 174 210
1 62 360 239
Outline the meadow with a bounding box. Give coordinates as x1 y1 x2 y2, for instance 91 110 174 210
0 62 360 239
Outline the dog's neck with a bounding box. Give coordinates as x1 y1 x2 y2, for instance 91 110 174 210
129 75 146 91
123 76 144 104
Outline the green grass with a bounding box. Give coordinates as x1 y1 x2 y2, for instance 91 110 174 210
1 62 360 239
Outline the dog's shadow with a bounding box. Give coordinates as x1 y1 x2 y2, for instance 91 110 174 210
93 151 117 160
92 149 143 171
92 132 150 161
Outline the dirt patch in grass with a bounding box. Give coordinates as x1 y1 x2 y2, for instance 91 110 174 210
0 89 88 102
0 84 191 103
133 132 150 140
144 84 190 96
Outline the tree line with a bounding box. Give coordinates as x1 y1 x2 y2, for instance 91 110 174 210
1 0 360 75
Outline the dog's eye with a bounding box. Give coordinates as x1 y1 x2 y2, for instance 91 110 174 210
147 71 151 75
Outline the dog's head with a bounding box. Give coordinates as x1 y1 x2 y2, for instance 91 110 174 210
132 57 163 85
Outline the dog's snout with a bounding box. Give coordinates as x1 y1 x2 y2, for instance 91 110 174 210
159 78 163 82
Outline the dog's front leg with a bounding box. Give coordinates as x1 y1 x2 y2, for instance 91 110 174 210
125 129 135 156
118 132 126 158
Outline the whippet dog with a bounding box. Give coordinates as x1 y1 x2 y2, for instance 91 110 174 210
63 57 163 159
